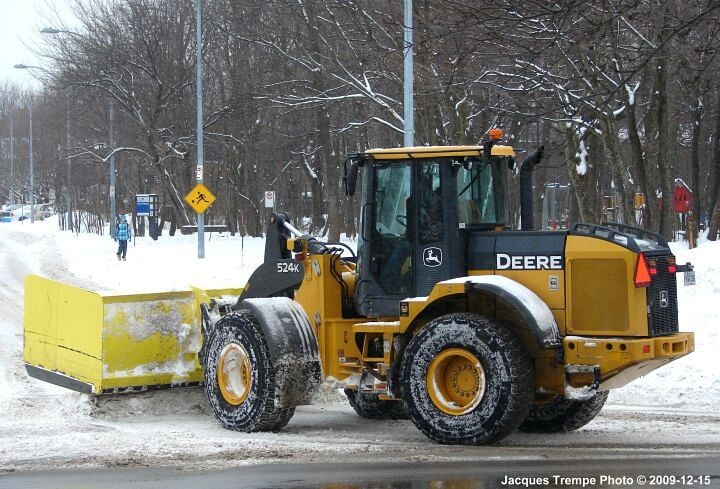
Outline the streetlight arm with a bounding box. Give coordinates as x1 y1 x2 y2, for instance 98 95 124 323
40 27 81 36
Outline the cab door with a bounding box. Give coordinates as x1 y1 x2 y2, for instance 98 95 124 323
355 159 462 318
356 161 414 317
414 160 460 296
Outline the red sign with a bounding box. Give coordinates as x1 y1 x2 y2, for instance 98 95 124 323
673 186 692 213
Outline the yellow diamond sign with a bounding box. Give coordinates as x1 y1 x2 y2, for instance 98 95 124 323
184 183 216 214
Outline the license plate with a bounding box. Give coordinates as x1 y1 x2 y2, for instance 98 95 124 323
684 270 695 286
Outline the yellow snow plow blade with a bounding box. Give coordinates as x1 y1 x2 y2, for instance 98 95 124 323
23 274 242 394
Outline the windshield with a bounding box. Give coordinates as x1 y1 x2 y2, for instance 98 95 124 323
456 157 507 227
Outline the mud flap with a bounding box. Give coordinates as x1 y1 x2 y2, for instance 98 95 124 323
241 297 322 407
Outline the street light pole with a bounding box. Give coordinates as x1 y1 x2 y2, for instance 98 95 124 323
13 64 35 223
9 117 14 205
109 92 116 239
403 0 414 148
195 0 205 259
66 97 73 230
40 27 76 232
28 98 35 224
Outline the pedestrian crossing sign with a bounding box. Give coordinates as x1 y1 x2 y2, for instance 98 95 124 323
184 183 216 214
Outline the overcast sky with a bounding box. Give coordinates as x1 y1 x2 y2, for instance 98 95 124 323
0 0 76 87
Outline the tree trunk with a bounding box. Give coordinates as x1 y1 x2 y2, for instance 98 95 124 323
707 91 720 241
625 87 652 229
600 117 634 224
690 90 704 222
654 5 674 240
564 124 598 223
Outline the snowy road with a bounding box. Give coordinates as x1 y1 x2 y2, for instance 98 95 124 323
1 384 719 473
0 221 719 473
3 457 720 488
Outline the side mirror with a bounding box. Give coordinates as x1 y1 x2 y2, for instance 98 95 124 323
343 157 361 197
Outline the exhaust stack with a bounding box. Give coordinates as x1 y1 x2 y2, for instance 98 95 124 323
520 146 545 231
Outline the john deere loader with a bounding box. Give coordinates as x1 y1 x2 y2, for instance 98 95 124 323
24 131 694 445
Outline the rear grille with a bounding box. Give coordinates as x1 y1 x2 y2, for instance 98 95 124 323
647 256 679 337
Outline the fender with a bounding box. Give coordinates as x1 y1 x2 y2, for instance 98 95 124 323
402 275 561 349
460 275 561 348
240 297 322 406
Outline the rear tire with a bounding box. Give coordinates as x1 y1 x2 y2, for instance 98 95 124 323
518 391 609 433
203 310 295 432
400 313 534 445
344 389 408 420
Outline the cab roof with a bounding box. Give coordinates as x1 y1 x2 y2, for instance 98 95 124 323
362 145 515 160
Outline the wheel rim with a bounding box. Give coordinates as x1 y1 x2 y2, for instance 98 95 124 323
426 348 485 415
217 343 252 406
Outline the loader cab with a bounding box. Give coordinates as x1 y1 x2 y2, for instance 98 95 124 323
348 144 515 318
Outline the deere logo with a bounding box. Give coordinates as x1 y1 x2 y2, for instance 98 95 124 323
423 247 442 267
660 290 669 308
496 253 563 270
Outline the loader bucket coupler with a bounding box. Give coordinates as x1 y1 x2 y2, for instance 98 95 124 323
23 274 242 394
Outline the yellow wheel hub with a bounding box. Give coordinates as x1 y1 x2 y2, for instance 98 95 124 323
426 348 485 415
217 343 252 406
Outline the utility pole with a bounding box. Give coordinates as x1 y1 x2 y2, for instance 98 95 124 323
12 64 37 220
196 0 205 258
9 117 13 205
66 97 73 231
40 28 77 231
29 99 35 224
403 0 414 147
109 92 116 239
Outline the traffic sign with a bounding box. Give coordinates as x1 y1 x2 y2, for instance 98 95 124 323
264 191 275 208
184 183 216 214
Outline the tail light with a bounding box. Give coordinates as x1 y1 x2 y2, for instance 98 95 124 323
667 257 677 273
634 253 652 288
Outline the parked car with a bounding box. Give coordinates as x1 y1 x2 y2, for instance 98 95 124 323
0 203 54 222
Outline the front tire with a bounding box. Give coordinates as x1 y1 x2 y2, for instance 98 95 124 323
203 311 295 432
518 391 609 433
400 313 534 445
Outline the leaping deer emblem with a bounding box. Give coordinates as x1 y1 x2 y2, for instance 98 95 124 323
424 247 442 267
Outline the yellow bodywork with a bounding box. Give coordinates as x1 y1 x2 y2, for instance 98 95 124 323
293 254 362 381
23 274 241 394
565 235 649 336
384 234 695 396
364 144 515 160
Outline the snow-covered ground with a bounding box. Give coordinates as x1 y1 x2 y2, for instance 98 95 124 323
0 218 718 472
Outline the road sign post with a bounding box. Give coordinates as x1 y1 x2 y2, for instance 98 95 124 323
264 191 275 209
136 194 159 240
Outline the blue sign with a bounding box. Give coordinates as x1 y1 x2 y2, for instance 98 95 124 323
135 194 157 217
136 202 150 215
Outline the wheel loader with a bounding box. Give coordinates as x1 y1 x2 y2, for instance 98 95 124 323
24 131 694 445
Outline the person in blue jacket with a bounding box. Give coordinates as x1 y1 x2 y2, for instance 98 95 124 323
116 214 132 261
